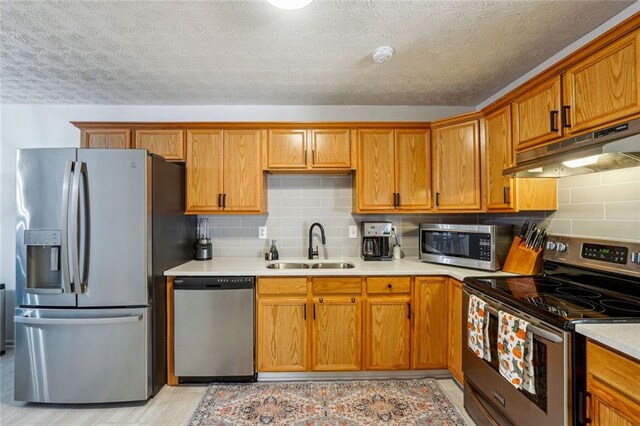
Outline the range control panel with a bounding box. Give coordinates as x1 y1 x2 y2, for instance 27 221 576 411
581 243 628 265
544 235 640 278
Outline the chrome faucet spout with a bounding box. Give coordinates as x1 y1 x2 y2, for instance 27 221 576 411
308 222 326 259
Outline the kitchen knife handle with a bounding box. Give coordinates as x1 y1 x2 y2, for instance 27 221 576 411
561 105 571 128
549 110 559 132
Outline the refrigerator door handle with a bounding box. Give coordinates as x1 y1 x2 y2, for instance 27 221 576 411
15 314 143 326
78 162 90 290
70 161 85 293
60 160 73 294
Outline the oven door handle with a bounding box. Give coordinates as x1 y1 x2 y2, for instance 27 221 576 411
482 304 563 344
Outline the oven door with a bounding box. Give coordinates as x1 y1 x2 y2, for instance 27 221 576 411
462 287 571 426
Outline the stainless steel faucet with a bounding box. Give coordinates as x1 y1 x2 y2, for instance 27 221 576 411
308 222 326 259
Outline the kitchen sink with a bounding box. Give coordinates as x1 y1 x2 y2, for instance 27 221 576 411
265 262 310 269
311 262 355 269
266 262 355 269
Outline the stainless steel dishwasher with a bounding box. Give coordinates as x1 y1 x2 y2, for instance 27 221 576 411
173 276 255 381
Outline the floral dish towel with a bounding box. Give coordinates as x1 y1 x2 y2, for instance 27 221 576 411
467 295 491 361
497 311 536 394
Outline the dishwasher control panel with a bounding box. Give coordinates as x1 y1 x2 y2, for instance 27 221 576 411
173 276 255 290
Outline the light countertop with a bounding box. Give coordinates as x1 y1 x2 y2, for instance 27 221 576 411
575 323 640 361
164 256 513 282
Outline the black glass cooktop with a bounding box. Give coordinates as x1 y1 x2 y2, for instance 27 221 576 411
464 263 640 329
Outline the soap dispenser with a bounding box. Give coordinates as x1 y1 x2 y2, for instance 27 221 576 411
270 240 279 260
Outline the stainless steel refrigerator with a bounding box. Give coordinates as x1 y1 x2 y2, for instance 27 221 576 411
14 148 195 403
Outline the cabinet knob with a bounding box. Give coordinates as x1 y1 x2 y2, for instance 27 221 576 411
387 283 393 289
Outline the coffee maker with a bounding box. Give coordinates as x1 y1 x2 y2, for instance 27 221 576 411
361 222 393 261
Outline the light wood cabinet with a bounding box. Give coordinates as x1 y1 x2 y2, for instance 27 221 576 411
185 129 264 214
512 76 562 152
266 128 351 170
256 297 309 372
485 106 558 211
356 128 430 212
311 296 362 371
586 340 640 425
134 129 185 161
412 277 448 369
563 29 640 135
81 129 131 149
256 278 310 372
364 276 411 370
432 117 482 211
448 279 463 384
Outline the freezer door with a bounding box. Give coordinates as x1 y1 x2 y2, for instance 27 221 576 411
76 149 150 307
14 307 151 403
16 149 77 307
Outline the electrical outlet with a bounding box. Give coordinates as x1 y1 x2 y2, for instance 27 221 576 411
348 225 358 239
258 226 267 239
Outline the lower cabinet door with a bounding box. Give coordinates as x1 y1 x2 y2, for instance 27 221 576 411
412 277 448 369
311 296 361 371
365 296 411 370
256 298 309 372
14 307 150 403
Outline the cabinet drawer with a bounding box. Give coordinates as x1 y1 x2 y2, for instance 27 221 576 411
587 340 640 403
367 277 411 294
312 277 361 294
258 277 307 295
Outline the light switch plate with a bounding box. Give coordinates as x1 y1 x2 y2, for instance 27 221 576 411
258 226 267 239
348 225 358 239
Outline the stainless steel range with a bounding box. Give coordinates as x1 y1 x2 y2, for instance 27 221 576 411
463 235 640 426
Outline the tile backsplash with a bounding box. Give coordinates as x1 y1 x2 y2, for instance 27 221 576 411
543 166 640 241
200 175 548 259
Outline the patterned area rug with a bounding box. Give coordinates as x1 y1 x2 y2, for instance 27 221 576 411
188 379 466 425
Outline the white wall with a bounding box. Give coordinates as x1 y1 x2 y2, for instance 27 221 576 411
0 103 472 342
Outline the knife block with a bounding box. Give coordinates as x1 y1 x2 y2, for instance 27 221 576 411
502 236 544 275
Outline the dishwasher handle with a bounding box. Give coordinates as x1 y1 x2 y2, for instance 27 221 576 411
173 276 255 290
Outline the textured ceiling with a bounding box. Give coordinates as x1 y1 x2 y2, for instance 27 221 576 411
0 0 635 105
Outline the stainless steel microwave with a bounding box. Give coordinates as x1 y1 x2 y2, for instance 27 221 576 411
419 224 512 271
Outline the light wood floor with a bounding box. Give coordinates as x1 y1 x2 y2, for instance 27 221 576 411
1 348 474 425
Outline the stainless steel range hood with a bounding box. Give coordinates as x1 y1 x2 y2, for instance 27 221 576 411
504 119 640 178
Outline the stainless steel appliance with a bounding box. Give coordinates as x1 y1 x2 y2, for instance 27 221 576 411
14 148 195 403
0 283 5 355
463 235 640 426
361 222 392 261
194 218 212 260
173 276 255 381
504 118 640 178
419 224 511 271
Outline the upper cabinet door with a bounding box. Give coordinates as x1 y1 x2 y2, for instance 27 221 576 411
267 129 307 169
311 129 351 169
223 129 263 212
395 129 431 210
485 106 515 210
356 129 396 210
134 129 185 162
81 129 131 149
185 130 224 213
563 29 640 135
512 75 562 152
432 120 482 210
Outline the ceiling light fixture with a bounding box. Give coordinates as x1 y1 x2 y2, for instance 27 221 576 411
265 0 314 10
371 46 394 64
